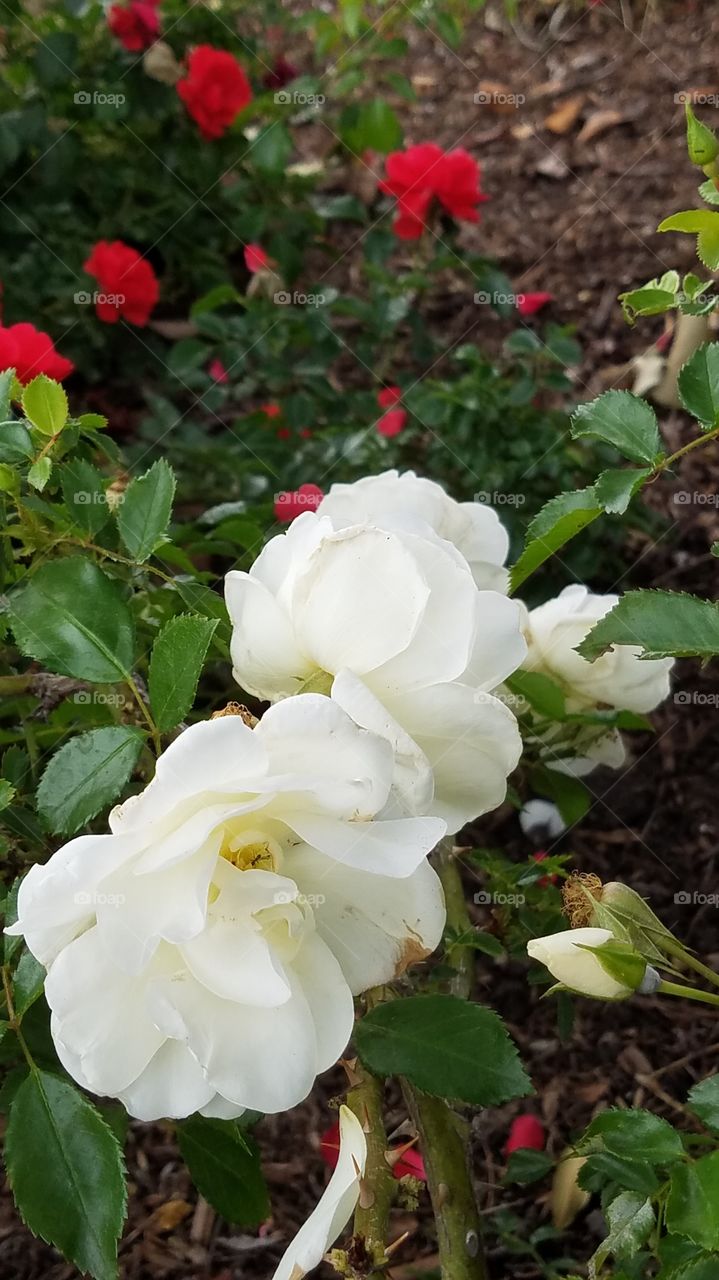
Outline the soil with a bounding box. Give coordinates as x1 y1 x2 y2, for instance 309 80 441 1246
3 2 719 1278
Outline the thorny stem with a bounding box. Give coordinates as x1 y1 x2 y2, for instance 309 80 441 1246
401 1082 488 1280
436 837 474 1000
347 1065 394 1274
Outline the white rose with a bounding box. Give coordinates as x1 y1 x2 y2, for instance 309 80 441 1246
8 697 445 1121
272 1104 366 1280
225 515 526 832
527 928 635 999
317 469 510 592
524 584 673 713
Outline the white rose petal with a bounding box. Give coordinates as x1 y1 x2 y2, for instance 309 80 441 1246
272 1104 367 1280
527 927 632 999
8 697 446 1120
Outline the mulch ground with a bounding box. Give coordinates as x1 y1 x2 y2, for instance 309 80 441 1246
3 2 719 1277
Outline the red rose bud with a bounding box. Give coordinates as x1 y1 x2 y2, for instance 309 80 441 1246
505 1114 545 1155
377 408 408 438
321 1123 427 1182
274 483 323 522
377 385 402 409
517 292 554 317
84 240 159 326
244 243 271 274
0 322 74 384
177 45 252 140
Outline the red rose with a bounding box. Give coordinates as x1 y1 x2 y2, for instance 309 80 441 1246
380 143 487 239
262 55 299 91
244 243 271 273
321 1122 427 1182
377 385 402 408
260 401 281 418
84 240 159 326
177 46 252 140
108 1 160 52
505 1115 545 1155
274 483 323 522
0 322 74 384
377 407 407 438
517 291 554 317
208 358 229 384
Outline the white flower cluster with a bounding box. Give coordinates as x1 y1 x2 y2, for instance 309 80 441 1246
9 470 673 1141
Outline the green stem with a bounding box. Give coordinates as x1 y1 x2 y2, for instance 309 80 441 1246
436 838 474 1000
662 936 719 991
401 1081 488 1280
654 422 719 475
658 980 719 1007
347 1067 394 1271
125 674 161 756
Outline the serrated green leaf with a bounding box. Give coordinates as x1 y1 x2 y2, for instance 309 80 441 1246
27 456 52 491
688 1075 719 1131
666 1153 719 1251
116 459 175 563
506 670 567 719
172 581 231 654
591 1191 654 1274
21 376 68 436
355 994 531 1106
0 368 14 419
678 343 719 427
0 421 33 463
504 1148 554 1185
7 557 135 681
177 1117 269 1226
699 178 719 206
510 487 602 592
577 589 719 661
148 615 217 733
534 766 590 825
36 726 143 836
12 950 45 1018
0 778 15 811
60 458 110 535
660 210 719 271
619 286 677 323
571 390 661 464
595 467 652 514
6 1069 126 1280
579 1109 684 1164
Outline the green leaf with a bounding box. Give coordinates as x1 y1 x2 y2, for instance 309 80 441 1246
7 557 135 682
12 950 45 1018
250 123 293 174
36 726 144 836
5 1069 126 1280
577 589 719 661
571 390 661 464
354 994 531 1106
116 459 175 563
27 457 52 491
699 178 719 206
688 1075 719 1131
685 102 718 167
510 487 602 592
172 581 231 653
662 1258 719 1280
579 1109 684 1164
678 343 719 427
659 210 719 271
666 1153 719 1251
535 766 590 825
177 1117 269 1226
0 368 15 419
0 422 33 463
21 376 68 436
504 1148 554 1185
581 1151 660 1196
591 1191 654 1273
506 670 567 719
60 458 110 535
619 285 678 323
595 467 652 514
148 615 217 733
341 99 402 154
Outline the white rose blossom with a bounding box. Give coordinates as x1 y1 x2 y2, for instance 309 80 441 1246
272 1104 366 1280
527 928 635 1000
8 697 446 1121
524 584 673 714
316 468 510 592
225 513 526 832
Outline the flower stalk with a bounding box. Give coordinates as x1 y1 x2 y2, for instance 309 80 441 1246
347 1066 394 1273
